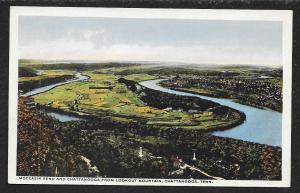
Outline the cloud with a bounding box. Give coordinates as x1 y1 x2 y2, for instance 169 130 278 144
19 39 281 66
18 16 282 66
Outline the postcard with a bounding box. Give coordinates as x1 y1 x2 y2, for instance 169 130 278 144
8 6 292 187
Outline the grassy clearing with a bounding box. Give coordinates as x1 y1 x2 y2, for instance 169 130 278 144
19 70 75 82
128 135 169 145
123 74 156 82
263 78 283 88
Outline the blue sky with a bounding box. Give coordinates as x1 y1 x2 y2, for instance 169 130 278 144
19 16 282 66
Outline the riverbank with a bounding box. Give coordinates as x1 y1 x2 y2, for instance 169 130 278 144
166 87 266 110
22 73 89 97
160 76 282 112
19 74 75 94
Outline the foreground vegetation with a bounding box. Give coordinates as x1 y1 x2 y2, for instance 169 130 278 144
17 98 281 179
17 98 91 176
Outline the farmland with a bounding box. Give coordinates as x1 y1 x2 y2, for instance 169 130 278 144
32 71 244 130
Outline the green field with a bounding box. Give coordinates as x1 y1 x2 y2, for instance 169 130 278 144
19 70 75 83
123 74 156 82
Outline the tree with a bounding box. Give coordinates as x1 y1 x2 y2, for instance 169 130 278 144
17 97 56 175
17 97 90 177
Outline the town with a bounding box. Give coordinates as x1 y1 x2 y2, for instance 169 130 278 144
161 72 282 112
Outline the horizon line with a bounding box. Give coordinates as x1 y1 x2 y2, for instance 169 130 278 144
19 58 283 68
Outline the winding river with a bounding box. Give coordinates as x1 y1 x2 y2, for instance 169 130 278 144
23 75 282 147
139 79 282 147
22 73 89 97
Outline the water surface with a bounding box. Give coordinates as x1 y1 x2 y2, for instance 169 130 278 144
139 79 282 147
22 73 89 97
46 111 83 122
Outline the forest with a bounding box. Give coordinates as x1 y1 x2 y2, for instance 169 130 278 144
18 97 281 180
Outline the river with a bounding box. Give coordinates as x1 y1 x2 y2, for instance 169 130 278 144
22 72 89 122
22 73 89 97
22 74 282 146
139 79 282 147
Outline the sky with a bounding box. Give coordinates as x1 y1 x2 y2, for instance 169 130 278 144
19 16 283 66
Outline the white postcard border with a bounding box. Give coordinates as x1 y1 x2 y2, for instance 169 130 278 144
8 6 293 187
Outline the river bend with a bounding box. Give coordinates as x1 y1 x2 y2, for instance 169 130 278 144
139 79 282 147
22 75 282 147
